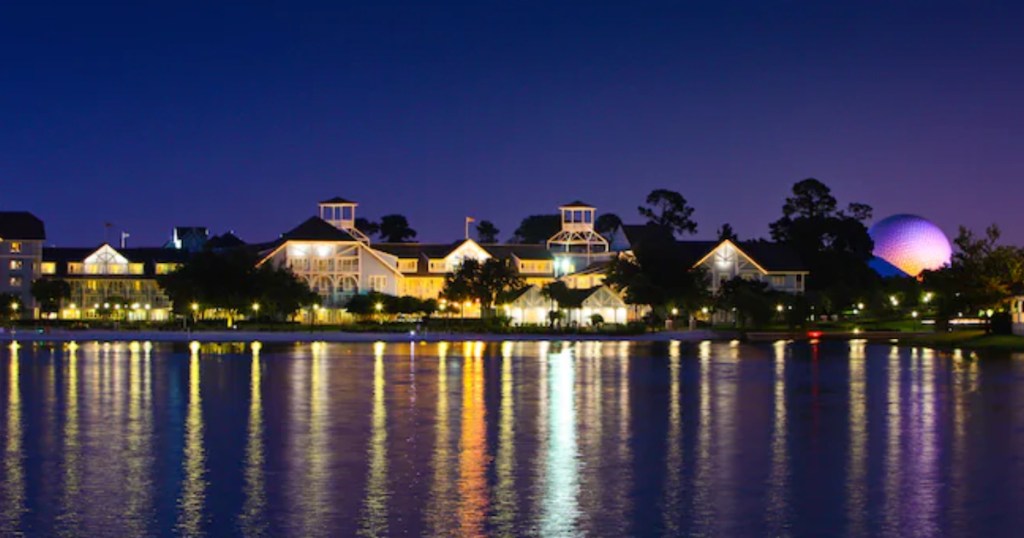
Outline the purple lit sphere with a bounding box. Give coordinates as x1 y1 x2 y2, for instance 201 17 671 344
869 214 952 277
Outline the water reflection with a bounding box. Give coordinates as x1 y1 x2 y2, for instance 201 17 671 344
57 343 81 536
358 342 389 537
540 346 580 536
662 341 683 534
846 339 867 535
240 342 267 536
458 342 487 535
124 341 154 535
426 341 456 536
1 343 25 534
177 344 207 535
0 340 1022 536
492 341 517 535
766 340 790 533
883 346 902 535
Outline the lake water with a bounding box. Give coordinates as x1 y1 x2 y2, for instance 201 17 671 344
0 339 1022 537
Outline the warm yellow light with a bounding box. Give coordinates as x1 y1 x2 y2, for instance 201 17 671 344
857 302 865 310
144 304 151 310
912 311 919 318
191 302 199 311
775 304 783 313
375 302 383 311
252 302 260 312
131 302 140 309
9 302 18 311
671 308 679 316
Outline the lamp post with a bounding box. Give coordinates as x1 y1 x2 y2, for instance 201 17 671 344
375 302 383 325
251 302 260 322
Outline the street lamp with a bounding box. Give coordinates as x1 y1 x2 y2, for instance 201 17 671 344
375 302 384 325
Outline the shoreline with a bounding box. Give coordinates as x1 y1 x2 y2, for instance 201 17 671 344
0 328 732 344
0 328 956 346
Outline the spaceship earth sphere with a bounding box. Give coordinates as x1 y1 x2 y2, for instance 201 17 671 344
869 214 953 277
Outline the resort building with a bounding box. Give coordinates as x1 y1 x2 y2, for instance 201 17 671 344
256 199 403 321
42 243 187 320
1012 296 1024 336
0 211 46 314
505 284 628 326
620 226 807 294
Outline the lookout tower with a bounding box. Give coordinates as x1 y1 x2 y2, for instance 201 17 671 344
546 201 609 256
318 197 370 244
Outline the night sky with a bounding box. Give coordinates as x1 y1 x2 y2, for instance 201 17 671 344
3 1 1022 247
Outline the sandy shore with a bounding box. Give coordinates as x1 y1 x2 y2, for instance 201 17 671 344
0 328 729 344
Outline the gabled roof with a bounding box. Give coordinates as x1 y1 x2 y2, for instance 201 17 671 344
319 196 357 204
43 244 189 277
281 217 359 242
733 241 807 272
559 200 594 208
0 211 45 240
206 232 246 250
621 224 807 273
374 242 459 259
485 244 553 261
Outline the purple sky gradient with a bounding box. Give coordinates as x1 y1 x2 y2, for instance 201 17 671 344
2 1 1022 247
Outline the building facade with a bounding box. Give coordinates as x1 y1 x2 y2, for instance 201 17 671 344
0 212 46 314
42 243 187 320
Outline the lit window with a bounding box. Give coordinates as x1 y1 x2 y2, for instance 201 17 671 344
129 263 144 275
9 276 22 287
771 275 785 287
368 275 387 292
9 242 21 253
41 262 56 275
9 260 22 271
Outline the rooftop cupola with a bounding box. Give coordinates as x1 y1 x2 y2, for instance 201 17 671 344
318 197 370 244
546 201 609 255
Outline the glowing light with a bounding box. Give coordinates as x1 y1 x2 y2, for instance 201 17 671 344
375 302 383 312
251 303 260 312
190 303 199 311
870 214 952 277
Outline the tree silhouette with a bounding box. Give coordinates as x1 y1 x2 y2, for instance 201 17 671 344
637 189 698 236
378 214 417 243
476 220 500 243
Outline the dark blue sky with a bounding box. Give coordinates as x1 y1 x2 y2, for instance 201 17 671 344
3 1 1022 247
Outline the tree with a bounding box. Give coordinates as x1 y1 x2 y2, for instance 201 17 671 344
159 250 316 323
476 220 500 243
603 224 710 321
637 189 698 237
595 213 623 236
922 224 1024 328
441 258 525 316
378 214 417 243
355 217 380 237
769 178 879 312
511 214 561 244
716 223 738 242
31 278 71 315
715 277 775 328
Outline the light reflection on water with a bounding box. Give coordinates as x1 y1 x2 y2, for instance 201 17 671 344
0 340 1023 536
